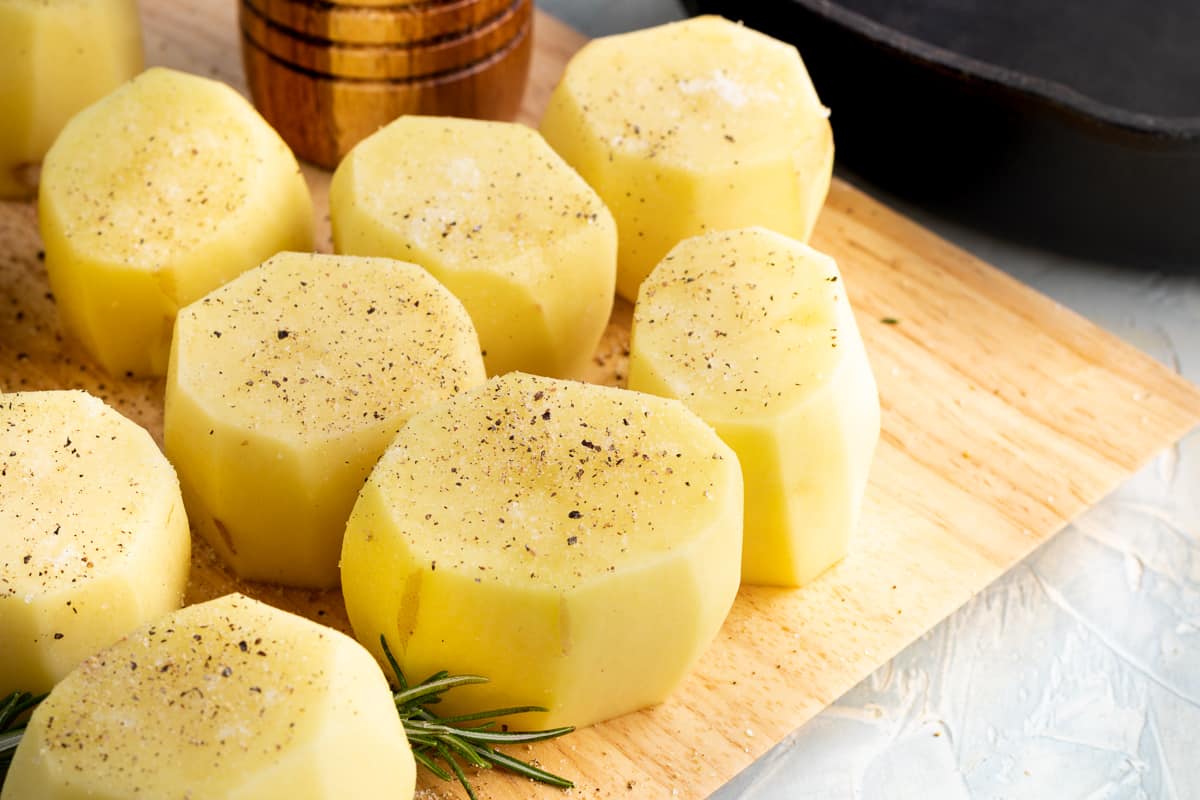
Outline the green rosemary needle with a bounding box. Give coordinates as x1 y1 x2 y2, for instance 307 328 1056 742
0 690 45 783
0 637 575 799
380 636 576 800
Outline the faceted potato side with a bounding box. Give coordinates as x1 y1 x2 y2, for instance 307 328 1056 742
540 15 834 301
38 67 314 377
165 252 485 589
0 0 142 198
0 390 190 696
628 228 880 586
0 594 415 800
341 373 743 729
330 116 617 379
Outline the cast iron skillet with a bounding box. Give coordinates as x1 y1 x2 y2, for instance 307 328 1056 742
682 0 1200 270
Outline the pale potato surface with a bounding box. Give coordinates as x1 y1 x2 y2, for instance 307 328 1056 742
0 390 189 696
38 67 313 376
341 372 743 730
0 593 415 800
628 228 880 586
331 116 617 379
540 15 834 300
0 0 142 198
165 251 486 589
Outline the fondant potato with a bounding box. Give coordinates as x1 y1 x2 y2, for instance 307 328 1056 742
341 373 742 729
0 390 189 697
0 0 142 198
628 228 879 586
540 16 833 300
39 67 313 376
0 593 415 800
165 252 485 589
330 116 616 379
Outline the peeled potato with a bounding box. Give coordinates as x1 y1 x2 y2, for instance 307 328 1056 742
165 251 486 589
39 66 313 377
0 0 142 198
628 228 880 586
0 390 189 697
341 372 742 729
0 593 415 800
331 116 617 379
540 15 833 300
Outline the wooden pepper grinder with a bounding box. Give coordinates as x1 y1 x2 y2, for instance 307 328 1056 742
239 0 533 168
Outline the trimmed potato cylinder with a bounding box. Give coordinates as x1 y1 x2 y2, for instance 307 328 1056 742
38 66 313 377
0 593 416 800
0 390 189 697
628 228 880 586
165 251 486 589
330 116 617 379
540 15 834 301
0 0 142 198
341 372 743 730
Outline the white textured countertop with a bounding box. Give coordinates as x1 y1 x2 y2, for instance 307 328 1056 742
543 2 1200 797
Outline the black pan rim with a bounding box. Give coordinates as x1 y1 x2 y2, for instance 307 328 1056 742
743 0 1200 142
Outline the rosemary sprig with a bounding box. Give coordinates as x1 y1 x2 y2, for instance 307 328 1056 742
0 639 575 799
381 636 575 800
0 690 46 783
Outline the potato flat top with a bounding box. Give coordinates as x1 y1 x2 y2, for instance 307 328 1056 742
557 16 829 172
363 373 740 591
39 68 280 270
172 252 484 444
0 390 169 596
27 595 331 794
633 228 849 420
336 116 611 280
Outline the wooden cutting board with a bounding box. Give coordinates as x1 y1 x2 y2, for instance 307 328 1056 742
2 4 1199 799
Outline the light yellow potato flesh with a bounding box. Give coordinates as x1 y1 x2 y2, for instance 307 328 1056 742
628 228 880 586
0 0 142 198
540 15 834 301
341 372 743 730
165 251 486 589
38 67 314 377
330 116 617 379
0 390 189 697
0 593 415 800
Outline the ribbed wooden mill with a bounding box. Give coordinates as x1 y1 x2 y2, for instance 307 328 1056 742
240 0 533 168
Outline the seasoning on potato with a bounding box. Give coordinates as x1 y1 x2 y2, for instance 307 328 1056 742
165 251 486 589
0 390 190 697
0 593 416 800
330 116 617 380
628 227 880 586
38 66 313 377
0 0 142 198
341 372 743 730
540 15 834 301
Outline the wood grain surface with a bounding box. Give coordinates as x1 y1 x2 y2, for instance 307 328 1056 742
2 4 1199 798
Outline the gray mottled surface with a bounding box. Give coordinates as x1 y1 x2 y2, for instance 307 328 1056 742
544 2 1200 798
538 0 684 35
